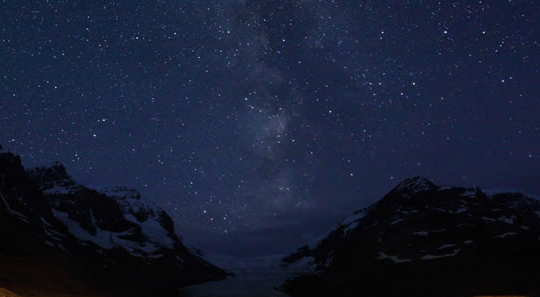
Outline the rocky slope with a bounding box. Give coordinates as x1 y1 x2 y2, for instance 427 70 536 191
282 177 540 297
0 150 227 297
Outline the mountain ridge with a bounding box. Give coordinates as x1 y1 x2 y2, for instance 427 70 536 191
282 176 540 297
0 150 228 297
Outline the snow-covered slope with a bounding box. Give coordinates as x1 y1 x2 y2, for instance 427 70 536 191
1 152 227 296
28 166 174 256
282 177 540 297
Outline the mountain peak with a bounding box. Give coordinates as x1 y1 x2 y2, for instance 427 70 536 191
27 162 75 192
283 180 540 297
393 176 436 194
1 150 228 295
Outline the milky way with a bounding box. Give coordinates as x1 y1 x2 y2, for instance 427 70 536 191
1 0 539 255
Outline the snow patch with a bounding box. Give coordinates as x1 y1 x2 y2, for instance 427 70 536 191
438 244 457 250
335 209 367 236
340 209 367 226
342 221 358 234
322 254 333 267
377 252 412 263
124 214 175 249
428 207 449 213
44 228 64 240
52 209 115 249
495 232 517 238
390 218 404 225
413 231 428 236
461 190 476 198
40 217 53 227
498 216 516 224
421 248 461 260
438 186 453 191
453 207 468 214
1 193 29 223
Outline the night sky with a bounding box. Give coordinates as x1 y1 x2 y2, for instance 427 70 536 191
1 0 539 256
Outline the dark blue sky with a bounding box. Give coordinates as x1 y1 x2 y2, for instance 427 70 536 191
1 0 539 255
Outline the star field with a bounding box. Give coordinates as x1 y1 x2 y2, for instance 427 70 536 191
1 0 539 255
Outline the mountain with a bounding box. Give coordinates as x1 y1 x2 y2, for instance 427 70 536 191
0 150 228 297
281 177 540 297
